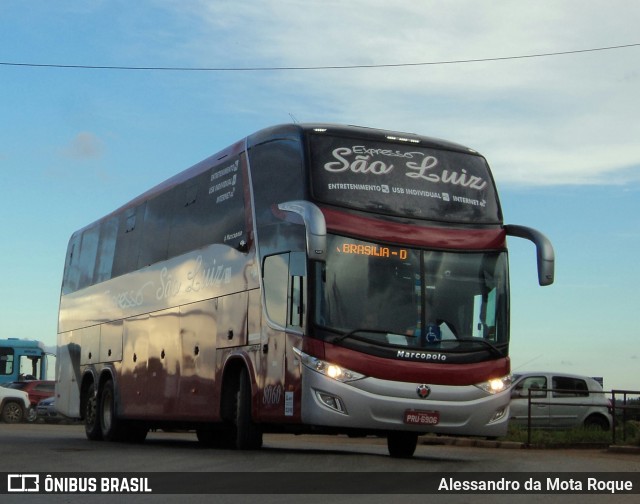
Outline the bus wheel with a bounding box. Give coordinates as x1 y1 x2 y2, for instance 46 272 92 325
84 382 102 440
123 421 148 443
100 379 123 441
387 432 418 458
229 368 262 450
1 401 24 423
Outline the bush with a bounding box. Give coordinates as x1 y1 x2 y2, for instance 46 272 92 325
506 421 640 447
504 425 611 448
616 420 640 446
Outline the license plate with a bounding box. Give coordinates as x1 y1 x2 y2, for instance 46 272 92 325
404 410 440 426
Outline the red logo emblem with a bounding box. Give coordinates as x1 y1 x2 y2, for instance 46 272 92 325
416 384 431 399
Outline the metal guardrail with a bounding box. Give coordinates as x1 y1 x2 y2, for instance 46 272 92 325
523 388 640 447
611 389 640 444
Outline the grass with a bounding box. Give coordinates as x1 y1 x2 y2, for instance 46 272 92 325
503 421 640 448
613 420 640 446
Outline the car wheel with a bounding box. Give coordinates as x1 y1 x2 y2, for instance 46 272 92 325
26 407 37 423
1 401 25 424
584 414 609 431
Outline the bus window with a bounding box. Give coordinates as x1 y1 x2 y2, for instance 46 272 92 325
168 179 205 257
139 188 177 267
290 275 303 327
20 356 41 380
289 252 306 328
62 233 82 294
78 226 100 290
112 203 146 278
263 253 289 327
472 289 497 339
95 217 118 284
0 349 14 376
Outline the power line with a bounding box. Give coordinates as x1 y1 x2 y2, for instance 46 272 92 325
1 43 638 72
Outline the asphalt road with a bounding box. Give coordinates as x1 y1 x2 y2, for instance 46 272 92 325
1 422 638 504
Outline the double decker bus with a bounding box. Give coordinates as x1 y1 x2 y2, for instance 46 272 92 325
57 124 554 457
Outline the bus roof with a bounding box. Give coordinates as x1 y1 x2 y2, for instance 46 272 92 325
247 123 480 154
68 123 485 238
0 338 48 352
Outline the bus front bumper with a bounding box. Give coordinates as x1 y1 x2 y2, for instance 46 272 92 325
300 366 511 438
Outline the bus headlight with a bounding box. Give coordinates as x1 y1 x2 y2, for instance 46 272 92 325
293 348 365 383
475 375 512 395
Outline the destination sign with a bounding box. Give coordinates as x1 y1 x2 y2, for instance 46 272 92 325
338 242 409 260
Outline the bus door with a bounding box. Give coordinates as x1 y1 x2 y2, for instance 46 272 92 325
259 252 305 423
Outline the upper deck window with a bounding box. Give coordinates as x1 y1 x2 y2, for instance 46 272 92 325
308 134 502 225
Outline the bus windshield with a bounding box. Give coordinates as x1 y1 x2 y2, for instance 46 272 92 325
314 235 508 353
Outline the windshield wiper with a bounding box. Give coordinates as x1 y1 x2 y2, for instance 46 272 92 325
449 338 505 358
331 328 393 344
330 329 505 358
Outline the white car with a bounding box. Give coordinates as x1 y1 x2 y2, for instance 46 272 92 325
0 385 32 423
510 372 612 430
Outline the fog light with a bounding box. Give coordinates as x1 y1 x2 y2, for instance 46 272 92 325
489 406 508 423
316 391 347 414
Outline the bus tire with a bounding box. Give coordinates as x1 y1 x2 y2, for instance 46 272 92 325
123 421 149 443
233 368 263 450
236 368 263 450
1 401 24 424
84 382 102 440
100 379 124 442
387 432 418 458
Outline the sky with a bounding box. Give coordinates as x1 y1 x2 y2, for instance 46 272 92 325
1 0 639 391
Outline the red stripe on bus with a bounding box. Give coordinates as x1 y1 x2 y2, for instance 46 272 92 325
324 342 510 386
321 207 506 250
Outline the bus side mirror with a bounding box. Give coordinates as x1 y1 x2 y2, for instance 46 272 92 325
278 200 327 261
505 224 555 286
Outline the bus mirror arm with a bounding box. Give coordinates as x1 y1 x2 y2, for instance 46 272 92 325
504 224 555 286
278 201 327 261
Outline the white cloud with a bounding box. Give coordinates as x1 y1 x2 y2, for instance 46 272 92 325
146 0 640 186
61 132 104 160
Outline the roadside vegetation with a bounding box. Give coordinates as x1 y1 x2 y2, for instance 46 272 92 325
612 420 640 446
503 421 640 448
